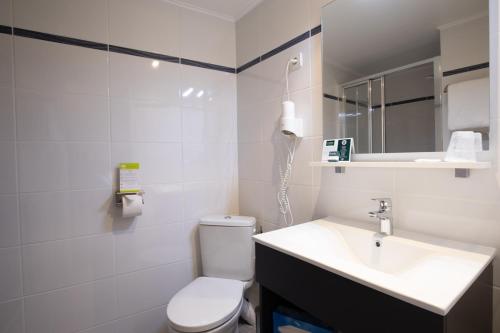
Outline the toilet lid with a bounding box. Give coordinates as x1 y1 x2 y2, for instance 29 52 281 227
167 277 244 332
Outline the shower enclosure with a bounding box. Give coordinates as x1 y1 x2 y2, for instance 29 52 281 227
340 58 440 154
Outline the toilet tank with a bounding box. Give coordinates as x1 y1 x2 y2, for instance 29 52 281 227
199 215 256 281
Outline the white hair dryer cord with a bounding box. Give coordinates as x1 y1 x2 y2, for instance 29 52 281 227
277 137 297 226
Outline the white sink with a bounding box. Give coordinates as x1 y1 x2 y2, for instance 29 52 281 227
253 217 495 315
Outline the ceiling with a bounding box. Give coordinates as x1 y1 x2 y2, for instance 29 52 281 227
168 0 263 21
322 0 488 83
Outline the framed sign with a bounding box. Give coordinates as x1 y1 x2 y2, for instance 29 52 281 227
321 138 354 162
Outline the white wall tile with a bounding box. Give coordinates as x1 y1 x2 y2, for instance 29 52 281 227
183 181 230 221
13 0 107 42
22 234 114 295
115 262 191 317
0 195 19 247
237 65 263 106
180 65 236 111
109 52 180 104
310 34 323 88
16 90 109 141
109 0 180 56
20 189 112 244
238 143 267 181
258 40 311 103
290 138 314 186
111 305 169 333
0 247 22 302
237 103 262 143
78 322 116 333
395 169 500 203
182 108 236 144
111 99 182 143
18 142 110 192
0 299 23 333
111 142 182 186
0 36 14 141
15 37 108 95
182 143 236 182
114 223 188 274
0 141 17 194
3 2 240 332
287 184 315 225
17 142 69 192
259 182 281 224
238 180 264 222
0 34 12 87
114 183 183 228
0 0 12 26
395 195 500 248
24 278 117 333
260 99 282 141
180 8 236 68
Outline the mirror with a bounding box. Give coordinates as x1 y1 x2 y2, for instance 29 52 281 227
322 0 490 154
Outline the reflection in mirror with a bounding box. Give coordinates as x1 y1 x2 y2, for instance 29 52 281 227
322 0 490 154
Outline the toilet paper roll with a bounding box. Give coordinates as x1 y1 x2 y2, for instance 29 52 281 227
122 194 143 218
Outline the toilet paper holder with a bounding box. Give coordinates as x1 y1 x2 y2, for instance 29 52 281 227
115 191 145 206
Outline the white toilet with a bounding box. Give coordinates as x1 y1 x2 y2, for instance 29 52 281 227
166 215 256 333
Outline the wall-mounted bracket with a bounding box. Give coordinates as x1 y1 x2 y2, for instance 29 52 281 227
454 168 471 178
115 191 145 206
335 167 346 174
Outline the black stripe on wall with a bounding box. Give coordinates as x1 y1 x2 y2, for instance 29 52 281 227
2 25 237 73
0 25 12 35
180 58 236 74
324 93 435 109
261 31 310 61
237 25 322 74
109 45 179 63
311 25 322 36
14 28 108 51
323 94 359 106
323 93 340 101
443 62 489 77
373 95 435 109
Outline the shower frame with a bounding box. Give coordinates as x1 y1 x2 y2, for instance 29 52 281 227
341 57 439 154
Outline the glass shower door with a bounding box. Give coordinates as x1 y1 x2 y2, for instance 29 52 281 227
342 82 369 153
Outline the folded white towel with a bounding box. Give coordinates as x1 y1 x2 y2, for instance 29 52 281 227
448 77 489 131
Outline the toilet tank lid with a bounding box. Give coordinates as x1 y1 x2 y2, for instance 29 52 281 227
200 215 256 227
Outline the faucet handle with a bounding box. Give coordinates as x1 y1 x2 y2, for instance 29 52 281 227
371 198 392 211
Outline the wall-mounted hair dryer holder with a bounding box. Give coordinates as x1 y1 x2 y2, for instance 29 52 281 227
281 100 303 137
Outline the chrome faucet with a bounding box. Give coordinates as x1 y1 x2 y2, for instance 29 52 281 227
369 198 393 236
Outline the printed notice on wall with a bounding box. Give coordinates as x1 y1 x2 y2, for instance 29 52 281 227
321 138 354 162
119 163 141 193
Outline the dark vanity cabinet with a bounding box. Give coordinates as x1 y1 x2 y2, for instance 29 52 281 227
256 243 493 333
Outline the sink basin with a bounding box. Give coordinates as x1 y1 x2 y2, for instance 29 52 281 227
253 217 495 315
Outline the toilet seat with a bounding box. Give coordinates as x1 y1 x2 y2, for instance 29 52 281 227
166 277 244 333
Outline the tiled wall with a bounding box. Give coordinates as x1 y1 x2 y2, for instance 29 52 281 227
0 0 237 332
235 0 500 330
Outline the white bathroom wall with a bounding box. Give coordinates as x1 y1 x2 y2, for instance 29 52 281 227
236 0 500 330
0 0 237 332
